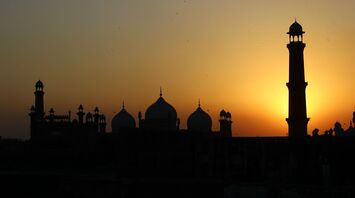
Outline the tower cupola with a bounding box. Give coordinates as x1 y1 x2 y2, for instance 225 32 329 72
35 80 44 91
287 21 304 42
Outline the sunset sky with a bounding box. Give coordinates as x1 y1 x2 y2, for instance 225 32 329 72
1 0 354 139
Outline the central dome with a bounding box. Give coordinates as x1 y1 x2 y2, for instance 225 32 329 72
145 96 177 121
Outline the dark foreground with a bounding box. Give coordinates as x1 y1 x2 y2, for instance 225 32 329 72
1 134 355 198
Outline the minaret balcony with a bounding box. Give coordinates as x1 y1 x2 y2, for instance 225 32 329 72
286 82 308 89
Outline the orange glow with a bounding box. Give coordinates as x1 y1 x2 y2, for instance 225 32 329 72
1 1 355 139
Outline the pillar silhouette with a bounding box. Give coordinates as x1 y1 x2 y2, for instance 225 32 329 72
286 21 309 138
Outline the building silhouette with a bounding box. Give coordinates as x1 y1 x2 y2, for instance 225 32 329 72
286 21 309 138
30 82 233 141
29 80 106 142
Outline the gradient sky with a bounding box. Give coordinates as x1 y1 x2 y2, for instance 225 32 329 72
1 0 354 139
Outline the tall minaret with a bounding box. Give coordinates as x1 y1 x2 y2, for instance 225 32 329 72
286 21 309 138
34 80 45 119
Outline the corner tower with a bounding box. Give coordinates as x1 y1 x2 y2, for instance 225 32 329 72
286 21 309 138
219 110 232 137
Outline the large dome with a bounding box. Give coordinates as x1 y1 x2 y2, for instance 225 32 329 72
111 106 136 132
187 105 212 132
145 96 177 121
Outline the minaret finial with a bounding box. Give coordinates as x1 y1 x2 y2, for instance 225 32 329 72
160 87 162 97
122 100 125 109
198 99 201 107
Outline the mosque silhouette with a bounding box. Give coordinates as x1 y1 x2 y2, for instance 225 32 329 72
1 21 355 198
29 81 232 142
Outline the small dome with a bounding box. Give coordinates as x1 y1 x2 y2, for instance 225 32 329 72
35 80 43 88
187 106 212 132
111 107 136 132
226 112 231 118
288 21 304 35
145 96 177 122
220 109 227 117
